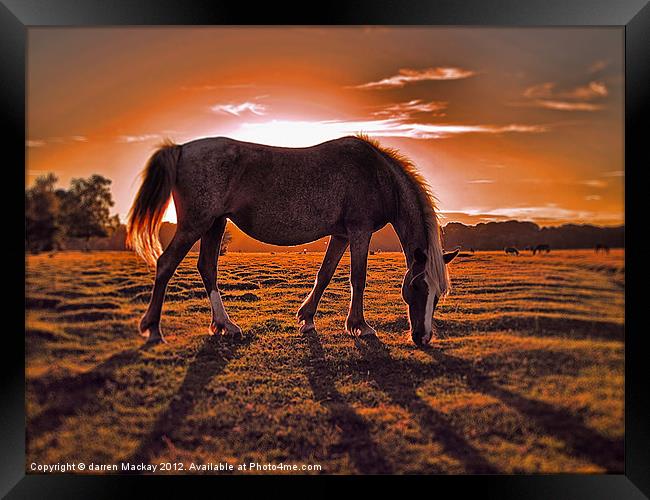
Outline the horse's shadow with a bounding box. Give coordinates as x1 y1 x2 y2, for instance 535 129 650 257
28 334 255 466
302 329 393 474
423 347 623 472
123 333 256 465
353 336 499 473
27 347 145 444
353 336 622 473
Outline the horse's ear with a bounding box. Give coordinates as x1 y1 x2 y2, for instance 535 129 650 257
414 247 427 264
443 249 460 264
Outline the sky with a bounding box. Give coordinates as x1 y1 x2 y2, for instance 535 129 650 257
27 27 624 227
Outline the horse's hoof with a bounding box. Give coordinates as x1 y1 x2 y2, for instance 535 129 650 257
299 320 316 334
140 323 166 344
139 324 151 338
360 328 377 337
222 323 243 341
346 323 377 337
146 334 167 345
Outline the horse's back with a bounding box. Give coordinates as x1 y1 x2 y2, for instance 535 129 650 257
179 136 383 185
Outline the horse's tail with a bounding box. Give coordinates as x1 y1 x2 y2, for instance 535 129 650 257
126 139 181 266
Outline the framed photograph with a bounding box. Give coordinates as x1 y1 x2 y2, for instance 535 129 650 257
5 0 648 496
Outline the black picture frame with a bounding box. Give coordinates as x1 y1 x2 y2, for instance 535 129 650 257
4 0 647 497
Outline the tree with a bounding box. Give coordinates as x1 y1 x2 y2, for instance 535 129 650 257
58 175 119 250
25 173 62 253
220 228 232 255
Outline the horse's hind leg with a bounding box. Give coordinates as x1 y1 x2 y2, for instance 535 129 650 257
140 228 200 344
197 217 242 339
297 235 348 333
345 231 376 337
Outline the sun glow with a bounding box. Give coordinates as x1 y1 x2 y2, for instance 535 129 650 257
226 118 547 147
228 120 356 147
163 198 177 223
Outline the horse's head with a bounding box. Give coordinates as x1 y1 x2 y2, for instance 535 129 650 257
402 247 459 346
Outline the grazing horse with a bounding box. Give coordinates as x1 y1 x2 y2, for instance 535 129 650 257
532 244 551 255
595 243 610 254
504 247 519 256
126 135 459 347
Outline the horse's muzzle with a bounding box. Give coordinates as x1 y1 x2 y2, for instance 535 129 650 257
411 330 433 347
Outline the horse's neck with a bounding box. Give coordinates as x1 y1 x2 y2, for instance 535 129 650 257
391 183 429 268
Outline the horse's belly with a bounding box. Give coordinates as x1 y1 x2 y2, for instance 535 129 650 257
229 210 340 246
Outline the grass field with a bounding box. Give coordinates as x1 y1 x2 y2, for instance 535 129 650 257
26 249 624 474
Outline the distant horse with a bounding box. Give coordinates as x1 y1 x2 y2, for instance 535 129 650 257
127 135 459 347
595 243 610 254
532 244 550 255
504 247 519 256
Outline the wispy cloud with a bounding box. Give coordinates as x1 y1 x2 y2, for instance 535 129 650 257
349 67 476 90
518 178 612 189
49 136 87 144
117 134 162 144
523 81 608 100
26 136 87 148
533 100 603 111
211 101 267 116
523 82 555 99
580 179 608 188
585 195 602 201
603 170 624 177
519 80 608 112
467 179 495 184
373 99 447 118
564 81 608 99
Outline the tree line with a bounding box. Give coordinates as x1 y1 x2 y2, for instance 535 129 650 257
442 220 624 250
25 173 232 255
25 173 119 253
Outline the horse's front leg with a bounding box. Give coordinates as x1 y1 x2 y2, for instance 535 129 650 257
198 217 242 339
345 231 376 337
297 235 348 333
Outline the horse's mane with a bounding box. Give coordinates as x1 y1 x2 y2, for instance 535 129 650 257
355 133 450 297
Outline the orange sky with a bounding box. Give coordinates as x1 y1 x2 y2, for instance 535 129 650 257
27 27 624 227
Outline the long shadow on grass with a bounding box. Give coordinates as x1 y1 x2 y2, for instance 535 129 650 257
303 330 393 474
354 336 499 474
437 315 624 342
378 315 623 342
123 334 255 466
27 348 144 445
423 348 623 472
